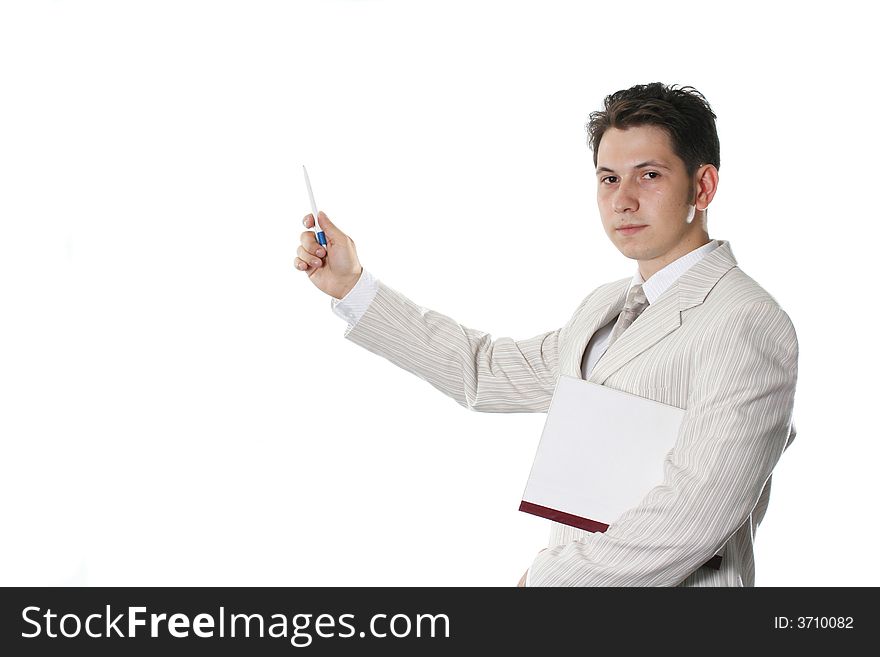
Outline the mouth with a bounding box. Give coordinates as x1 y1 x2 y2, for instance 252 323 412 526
616 225 647 235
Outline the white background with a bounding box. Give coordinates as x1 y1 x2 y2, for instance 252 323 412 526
1 0 877 586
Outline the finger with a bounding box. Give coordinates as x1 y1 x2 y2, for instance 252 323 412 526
315 210 342 239
298 236 325 259
300 229 325 256
303 214 314 228
294 256 318 272
297 246 324 268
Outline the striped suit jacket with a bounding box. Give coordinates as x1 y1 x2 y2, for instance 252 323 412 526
341 240 799 586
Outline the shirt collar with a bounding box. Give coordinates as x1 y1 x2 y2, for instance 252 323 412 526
628 239 720 305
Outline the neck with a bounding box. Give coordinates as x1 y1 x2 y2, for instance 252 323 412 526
638 232 711 281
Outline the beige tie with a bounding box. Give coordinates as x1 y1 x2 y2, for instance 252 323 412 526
605 283 649 351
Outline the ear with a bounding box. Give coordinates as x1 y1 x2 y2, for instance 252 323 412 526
693 164 719 210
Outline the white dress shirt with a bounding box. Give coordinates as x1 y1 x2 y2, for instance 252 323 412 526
330 239 721 586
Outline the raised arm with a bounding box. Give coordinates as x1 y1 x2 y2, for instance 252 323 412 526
297 211 570 413
341 278 563 413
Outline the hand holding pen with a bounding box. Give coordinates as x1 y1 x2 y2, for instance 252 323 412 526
296 166 363 300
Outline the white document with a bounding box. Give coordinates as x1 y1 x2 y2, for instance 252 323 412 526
519 375 685 533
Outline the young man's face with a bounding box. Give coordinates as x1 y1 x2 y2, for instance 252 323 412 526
596 124 709 278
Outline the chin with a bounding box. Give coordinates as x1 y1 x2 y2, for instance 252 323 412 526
613 240 647 260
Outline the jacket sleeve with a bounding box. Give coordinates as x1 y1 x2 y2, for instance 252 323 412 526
527 302 799 586
341 280 580 413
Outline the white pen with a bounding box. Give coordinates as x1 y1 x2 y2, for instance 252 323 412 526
302 165 326 247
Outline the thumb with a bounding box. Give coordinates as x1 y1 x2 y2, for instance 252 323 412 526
316 210 344 240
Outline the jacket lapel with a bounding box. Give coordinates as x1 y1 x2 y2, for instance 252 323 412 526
586 240 739 385
565 281 629 377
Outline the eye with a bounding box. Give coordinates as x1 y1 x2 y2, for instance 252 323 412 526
601 176 618 184
643 171 660 180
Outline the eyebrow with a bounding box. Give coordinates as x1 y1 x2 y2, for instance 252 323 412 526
596 160 671 175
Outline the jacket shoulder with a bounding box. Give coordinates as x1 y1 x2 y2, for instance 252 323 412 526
708 266 790 315
701 267 798 349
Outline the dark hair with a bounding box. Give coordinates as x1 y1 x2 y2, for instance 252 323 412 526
587 82 720 176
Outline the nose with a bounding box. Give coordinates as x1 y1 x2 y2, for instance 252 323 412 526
611 178 639 214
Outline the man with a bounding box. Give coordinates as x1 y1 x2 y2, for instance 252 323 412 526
295 83 798 587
